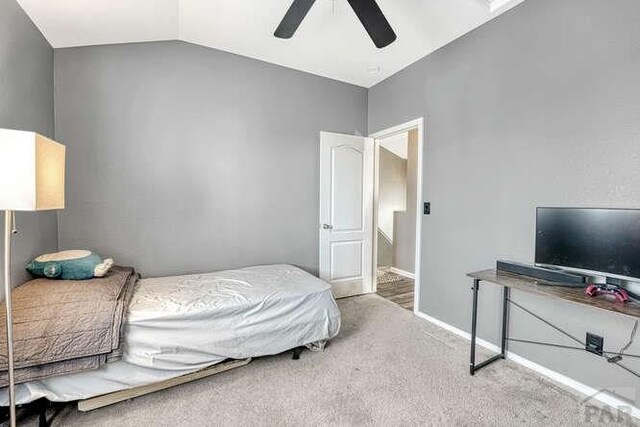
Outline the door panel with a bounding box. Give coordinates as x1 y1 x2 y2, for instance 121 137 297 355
330 240 363 281
320 132 373 298
332 146 364 231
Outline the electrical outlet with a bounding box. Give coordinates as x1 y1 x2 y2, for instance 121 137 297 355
424 202 431 215
586 333 604 356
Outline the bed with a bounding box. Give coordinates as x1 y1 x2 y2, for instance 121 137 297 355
0 264 341 407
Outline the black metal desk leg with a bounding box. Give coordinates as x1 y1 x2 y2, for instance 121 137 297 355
470 280 506 375
500 286 510 358
470 279 480 375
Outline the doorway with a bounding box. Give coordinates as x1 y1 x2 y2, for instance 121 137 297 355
371 119 424 312
317 118 424 311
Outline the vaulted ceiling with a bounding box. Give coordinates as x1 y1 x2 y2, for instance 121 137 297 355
17 0 525 87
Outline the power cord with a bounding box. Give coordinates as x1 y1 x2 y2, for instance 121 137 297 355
607 320 638 364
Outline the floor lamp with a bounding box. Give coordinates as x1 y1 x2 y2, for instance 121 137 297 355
0 129 65 427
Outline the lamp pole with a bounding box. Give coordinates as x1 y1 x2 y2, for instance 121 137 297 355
3 210 16 427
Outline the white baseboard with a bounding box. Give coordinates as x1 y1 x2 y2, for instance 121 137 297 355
389 267 415 279
413 310 640 420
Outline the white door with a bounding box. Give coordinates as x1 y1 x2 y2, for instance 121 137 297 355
319 132 374 298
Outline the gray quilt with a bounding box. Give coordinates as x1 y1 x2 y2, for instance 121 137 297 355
0 267 138 386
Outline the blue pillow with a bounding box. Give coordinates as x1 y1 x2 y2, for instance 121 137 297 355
27 250 114 281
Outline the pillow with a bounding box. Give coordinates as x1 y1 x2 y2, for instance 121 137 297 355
27 250 114 280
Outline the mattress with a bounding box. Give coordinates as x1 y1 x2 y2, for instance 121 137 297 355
0 264 341 405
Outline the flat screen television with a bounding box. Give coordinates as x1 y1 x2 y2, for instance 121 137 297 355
535 207 640 281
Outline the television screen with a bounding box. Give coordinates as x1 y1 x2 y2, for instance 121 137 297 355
536 208 640 280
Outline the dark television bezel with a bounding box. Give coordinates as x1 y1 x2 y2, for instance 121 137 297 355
535 206 640 283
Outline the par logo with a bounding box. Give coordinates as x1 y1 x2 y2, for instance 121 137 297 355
581 388 637 424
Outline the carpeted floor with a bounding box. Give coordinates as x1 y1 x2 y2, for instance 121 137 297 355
30 294 635 426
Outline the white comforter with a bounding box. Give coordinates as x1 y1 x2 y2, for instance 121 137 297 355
1 264 341 404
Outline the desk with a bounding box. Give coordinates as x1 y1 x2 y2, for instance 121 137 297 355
466 269 640 376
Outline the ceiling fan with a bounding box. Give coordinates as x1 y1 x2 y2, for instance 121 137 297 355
274 0 397 49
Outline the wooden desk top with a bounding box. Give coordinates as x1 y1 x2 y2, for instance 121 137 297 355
468 269 640 319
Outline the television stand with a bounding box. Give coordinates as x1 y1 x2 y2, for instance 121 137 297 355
466 269 640 377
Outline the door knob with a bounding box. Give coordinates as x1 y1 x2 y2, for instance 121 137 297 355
322 224 334 230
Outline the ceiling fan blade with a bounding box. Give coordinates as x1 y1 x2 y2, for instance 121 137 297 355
274 0 317 39
346 0 396 48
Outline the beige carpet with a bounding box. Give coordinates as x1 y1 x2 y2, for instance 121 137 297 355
29 294 636 426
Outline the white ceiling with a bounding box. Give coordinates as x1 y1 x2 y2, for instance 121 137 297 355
17 0 525 88
380 132 408 159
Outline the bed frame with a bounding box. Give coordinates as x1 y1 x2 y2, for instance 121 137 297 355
11 347 306 426
76 346 306 412
77 357 252 412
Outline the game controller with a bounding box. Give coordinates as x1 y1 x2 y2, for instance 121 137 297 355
584 283 629 303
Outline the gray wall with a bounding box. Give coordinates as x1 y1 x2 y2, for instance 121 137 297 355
393 129 417 274
0 0 57 293
377 230 393 268
54 41 367 278
377 146 407 267
369 0 640 404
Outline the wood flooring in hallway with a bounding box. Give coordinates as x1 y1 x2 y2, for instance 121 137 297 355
376 271 414 310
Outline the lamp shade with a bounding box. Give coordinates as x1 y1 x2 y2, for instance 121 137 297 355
0 129 65 211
